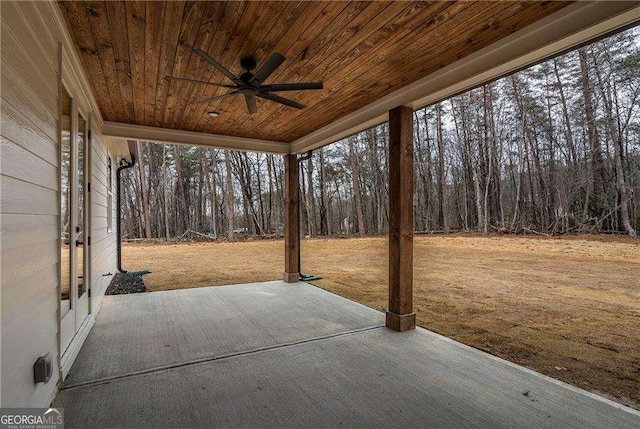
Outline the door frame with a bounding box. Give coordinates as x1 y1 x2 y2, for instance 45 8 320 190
58 45 92 363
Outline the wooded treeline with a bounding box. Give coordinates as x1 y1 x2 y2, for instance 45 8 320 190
121 29 639 240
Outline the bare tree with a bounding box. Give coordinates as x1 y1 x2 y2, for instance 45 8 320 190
224 150 235 241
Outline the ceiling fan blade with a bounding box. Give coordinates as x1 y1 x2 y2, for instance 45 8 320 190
260 82 323 92
185 43 243 85
245 94 258 114
250 53 285 86
257 92 305 109
196 91 239 104
165 76 236 88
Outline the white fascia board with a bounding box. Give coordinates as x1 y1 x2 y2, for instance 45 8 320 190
291 2 640 154
104 136 133 163
103 121 290 155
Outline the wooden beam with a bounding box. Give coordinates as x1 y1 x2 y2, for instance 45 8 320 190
283 154 300 283
102 121 289 154
387 106 415 332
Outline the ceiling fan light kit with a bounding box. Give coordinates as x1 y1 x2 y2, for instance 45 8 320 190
166 44 324 115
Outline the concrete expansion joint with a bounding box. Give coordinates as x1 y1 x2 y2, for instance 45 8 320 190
60 324 385 392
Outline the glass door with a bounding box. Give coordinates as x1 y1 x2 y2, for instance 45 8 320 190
60 87 72 327
76 114 89 323
60 87 91 354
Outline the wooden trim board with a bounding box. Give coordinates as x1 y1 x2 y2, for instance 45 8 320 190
103 121 289 155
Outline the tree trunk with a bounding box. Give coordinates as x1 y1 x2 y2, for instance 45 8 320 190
348 136 366 235
209 150 219 239
318 148 329 236
137 142 152 238
482 86 492 234
509 76 526 231
306 156 317 236
593 53 637 237
224 150 235 241
423 112 434 230
553 58 577 168
173 145 188 234
579 48 607 223
162 144 171 240
266 154 274 233
436 104 448 231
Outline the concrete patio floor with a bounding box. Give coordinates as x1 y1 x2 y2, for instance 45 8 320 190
54 281 640 428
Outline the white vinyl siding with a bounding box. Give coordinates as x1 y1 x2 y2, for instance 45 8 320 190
0 0 119 407
89 136 117 303
1 0 61 407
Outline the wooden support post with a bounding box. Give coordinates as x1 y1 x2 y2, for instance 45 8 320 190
283 154 300 282
387 106 416 332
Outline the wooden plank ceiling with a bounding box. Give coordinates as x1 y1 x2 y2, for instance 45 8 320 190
59 1 568 144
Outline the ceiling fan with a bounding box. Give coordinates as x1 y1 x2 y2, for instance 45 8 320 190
166 44 323 114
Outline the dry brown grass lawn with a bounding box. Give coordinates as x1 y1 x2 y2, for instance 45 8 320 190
122 235 640 409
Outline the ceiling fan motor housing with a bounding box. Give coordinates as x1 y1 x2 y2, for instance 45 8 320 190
240 57 257 71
